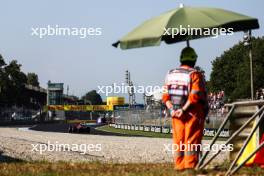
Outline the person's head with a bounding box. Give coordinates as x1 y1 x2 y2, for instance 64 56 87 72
180 47 197 67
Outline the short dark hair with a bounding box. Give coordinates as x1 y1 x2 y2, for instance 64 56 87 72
180 61 196 67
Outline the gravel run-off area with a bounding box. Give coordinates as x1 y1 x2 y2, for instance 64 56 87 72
0 127 229 166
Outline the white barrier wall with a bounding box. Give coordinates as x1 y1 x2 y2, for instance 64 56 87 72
110 123 230 137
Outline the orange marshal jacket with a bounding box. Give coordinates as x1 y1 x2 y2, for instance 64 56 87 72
162 65 208 118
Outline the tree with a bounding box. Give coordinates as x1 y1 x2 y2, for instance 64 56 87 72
0 56 36 107
0 55 6 100
81 90 103 105
4 60 27 106
0 54 5 67
210 37 264 101
0 55 43 109
27 72 39 87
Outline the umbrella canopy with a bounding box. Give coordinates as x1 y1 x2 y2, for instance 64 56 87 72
113 6 259 49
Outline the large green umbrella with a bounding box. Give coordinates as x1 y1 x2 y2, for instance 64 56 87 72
113 5 259 100
113 5 259 49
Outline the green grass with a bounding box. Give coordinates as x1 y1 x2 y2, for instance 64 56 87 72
96 125 227 141
0 161 263 176
97 125 172 138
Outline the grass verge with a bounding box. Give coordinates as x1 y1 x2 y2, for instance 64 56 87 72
97 125 172 138
0 161 263 176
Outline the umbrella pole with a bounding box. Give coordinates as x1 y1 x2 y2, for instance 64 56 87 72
186 40 190 47
249 30 254 100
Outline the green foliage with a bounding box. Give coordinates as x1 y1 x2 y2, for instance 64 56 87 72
27 72 39 87
0 55 6 94
210 37 264 101
81 90 103 105
0 55 40 107
0 54 6 67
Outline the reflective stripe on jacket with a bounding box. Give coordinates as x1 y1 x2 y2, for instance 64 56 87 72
164 67 196 108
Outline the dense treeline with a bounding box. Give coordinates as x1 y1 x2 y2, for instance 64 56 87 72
209 37 264 101
0 55 40 107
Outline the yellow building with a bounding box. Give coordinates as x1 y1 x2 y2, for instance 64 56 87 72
107 97 125 106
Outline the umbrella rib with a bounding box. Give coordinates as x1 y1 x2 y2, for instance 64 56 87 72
195 10 221 27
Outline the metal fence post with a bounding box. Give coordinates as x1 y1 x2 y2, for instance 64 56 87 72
199 105 264 170
225 110 264 176
197 105 235 169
